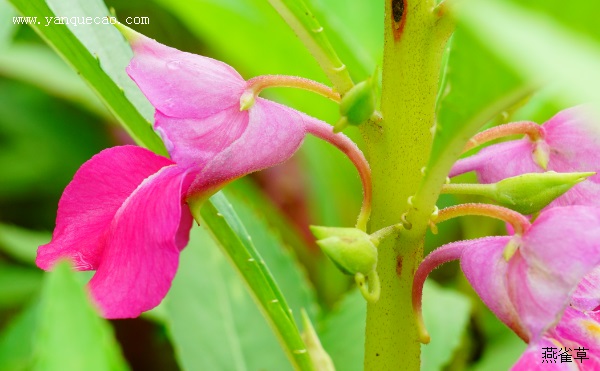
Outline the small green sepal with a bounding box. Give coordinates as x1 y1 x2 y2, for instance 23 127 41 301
493 171 594 214
310 226 377 276
336 69 379 131
113 22 142 44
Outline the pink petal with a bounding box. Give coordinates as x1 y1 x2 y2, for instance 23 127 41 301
460 236 528 340
450 107 600 208
450 139 541 181
512 338 580 371
187 99 307 195
572 267 600 312
509 206 600 339
126 33 245 120
543 107 600 208
154 106 248 168
37 146 173 271
89 165 192 318
550 307 600 369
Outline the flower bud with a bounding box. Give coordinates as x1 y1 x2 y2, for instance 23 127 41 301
334 72 379 132
493 171 594 214
310 226 377 275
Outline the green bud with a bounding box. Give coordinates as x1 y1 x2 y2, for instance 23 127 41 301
310 226 377 275
493 171 594 214
334 71 379 132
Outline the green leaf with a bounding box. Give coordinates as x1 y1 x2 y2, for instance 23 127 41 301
319 290 365 371
319 282 471 371
190 192 315 371
225 179 350 307
459 0 600 111
420 281 471 371
0 264 42 308
0 223 49 265
0 299 39 371
6 0 167 154
32 262 129 371
165 183 320 371
0 44 108 118
470 307 526 371
0 0 17 49
222 185 318 323
164 226 291 371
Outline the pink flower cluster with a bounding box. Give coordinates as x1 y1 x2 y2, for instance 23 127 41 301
37 31 370 318
416 108 600 369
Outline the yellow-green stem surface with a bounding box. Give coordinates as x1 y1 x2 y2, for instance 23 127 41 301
361 1 448 369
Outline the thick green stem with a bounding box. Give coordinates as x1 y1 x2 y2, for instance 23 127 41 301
360 1 449 370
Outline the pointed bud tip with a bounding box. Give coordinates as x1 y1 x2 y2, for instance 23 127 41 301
239 91 255 111
114 22 143 45
494 171 593 214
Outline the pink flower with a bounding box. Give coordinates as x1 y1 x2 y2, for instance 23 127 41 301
515 268 600 369
413 206 600 369
37 146 193 318
37 31 371 318
450 107 600 208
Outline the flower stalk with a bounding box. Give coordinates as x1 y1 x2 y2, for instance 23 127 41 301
436 203 531 235
462 121 544 153
240 75 340 110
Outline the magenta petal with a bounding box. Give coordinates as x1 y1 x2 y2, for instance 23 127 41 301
188 99 307 194
512 206 600 337
37 146 173 271
126 33 245 119
460 236 528 339
89 165 191 318
512 338 580 371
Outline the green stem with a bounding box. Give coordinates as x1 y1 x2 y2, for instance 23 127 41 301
265 0 354 94
360 1 449 369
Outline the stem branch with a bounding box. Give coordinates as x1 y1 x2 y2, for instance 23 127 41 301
265 0 354 94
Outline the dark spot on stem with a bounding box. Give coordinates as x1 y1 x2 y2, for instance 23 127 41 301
392 0 404 22
391 0 407 41
376 353 380 357
396 255 403 276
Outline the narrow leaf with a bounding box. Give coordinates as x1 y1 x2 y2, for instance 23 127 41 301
6 0 166 154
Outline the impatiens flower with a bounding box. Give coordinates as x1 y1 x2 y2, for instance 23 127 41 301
514 268 600 369
37 29 371 318
450 107 600 208
413 205 600 369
